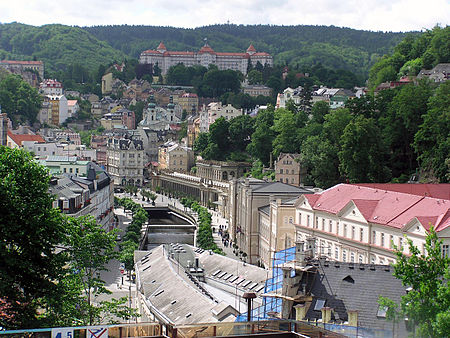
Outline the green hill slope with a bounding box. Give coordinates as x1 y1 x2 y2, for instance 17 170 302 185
84 24 411 78
0 23 125 73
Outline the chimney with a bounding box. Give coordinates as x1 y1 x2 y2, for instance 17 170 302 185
348 310 358 327
243 292 256 322
306 237 316 258
294 304 306 321
295 241 306 265
321 307 332 323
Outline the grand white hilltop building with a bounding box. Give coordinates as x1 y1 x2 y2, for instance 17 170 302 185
139 40 273 75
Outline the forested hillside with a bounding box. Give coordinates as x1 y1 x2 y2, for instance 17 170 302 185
369 26 449 88
84 24 409 79
0 22 410 81
0 23 125 73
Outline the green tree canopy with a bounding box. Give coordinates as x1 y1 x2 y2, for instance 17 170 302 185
414 81 450 182
0 74 42 125
0 147 65 329
339 115 391 182
379 228 450 337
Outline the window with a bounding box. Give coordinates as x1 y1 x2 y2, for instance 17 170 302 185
344 224 347 237
360 228 364 242
377 305 387 318
335 247 339 259
343 250 347 262
443 245 449 258
63 168 67 173
76 168 79 174
289 217 293 224
329 220 333 233
315 217 318 229
322 219 325 231
372 231 376 244
280 178 283 183
390 235 394 249
381 233 385 247
320 240 324 254
280 169 283 174
291 169 294 174
307 215 310 227
359 254 363 263
336 223 340 235
350 252 355 263
351 226 355 240
399 237 403 250
327 243 332 255
69 168 73 173
371 255 375 264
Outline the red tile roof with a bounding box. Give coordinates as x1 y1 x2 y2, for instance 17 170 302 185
142 50 162 55
305 184 450 232
198 44 216 54
353 183 450 200
157 41 167 50
247 44 256 52
1 60 43 65
7 131 45 146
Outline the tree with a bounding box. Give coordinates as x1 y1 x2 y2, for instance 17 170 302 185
414 81 450 182
247 69 263 85
339 115 391 182
228 114 255 152
208 116 230 157
0 147 66 329
61 215 132 326
272 108 299 156
379 228 450 337
193 132 209 153
0 74 42 124
247 107 275 166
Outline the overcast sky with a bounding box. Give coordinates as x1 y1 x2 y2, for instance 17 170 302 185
1 0 449 32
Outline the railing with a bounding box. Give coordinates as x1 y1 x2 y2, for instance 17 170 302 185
0 320 346 338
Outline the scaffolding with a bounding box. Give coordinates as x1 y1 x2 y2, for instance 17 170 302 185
236 246 296 322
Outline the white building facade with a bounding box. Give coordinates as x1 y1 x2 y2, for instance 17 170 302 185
139 41 273 76
293 184 450 265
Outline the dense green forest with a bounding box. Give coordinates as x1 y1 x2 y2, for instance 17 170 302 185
84 24 410 79
195 80 449 185
0 22 411 81
369 26 449 88
0 23 125 73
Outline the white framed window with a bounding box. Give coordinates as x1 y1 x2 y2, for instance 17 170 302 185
381 233 385 247
307 215 310 227
350 252 355 263
372 230 376 244
390 235 394 249
344 224 347 237
335 247 339 260
343 250 347 262
322 219 325 231
360 228 364 242
329 220 333 233
442 245 449 258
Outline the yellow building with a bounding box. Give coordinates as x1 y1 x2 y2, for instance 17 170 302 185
101 72 113 95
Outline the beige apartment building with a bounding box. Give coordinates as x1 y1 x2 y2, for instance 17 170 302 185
158 141 194 173
258 198 297 268
275 153 307 186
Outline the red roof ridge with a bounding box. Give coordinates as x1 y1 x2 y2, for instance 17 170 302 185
7 130 45 145
157 41 167 51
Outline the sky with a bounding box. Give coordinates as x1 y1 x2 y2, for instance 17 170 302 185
0 0 449 32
